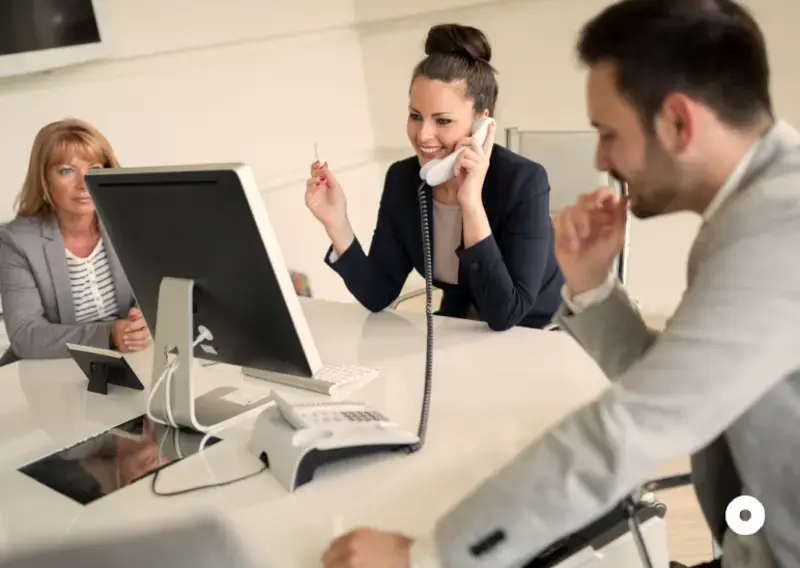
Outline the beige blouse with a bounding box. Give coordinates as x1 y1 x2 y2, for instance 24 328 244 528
432 200 463 285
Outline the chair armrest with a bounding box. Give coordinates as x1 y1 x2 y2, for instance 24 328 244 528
642 473 692 492
390 288 427 310
391 290 563 329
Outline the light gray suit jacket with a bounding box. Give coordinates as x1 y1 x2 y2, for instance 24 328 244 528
0 214 135 363
432 120 800 568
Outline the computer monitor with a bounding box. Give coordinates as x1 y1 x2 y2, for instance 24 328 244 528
84 164 375 433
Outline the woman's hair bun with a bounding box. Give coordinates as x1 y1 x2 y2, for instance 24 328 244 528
424 23 492 64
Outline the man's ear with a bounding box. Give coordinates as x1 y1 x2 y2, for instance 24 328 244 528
657 93 693 153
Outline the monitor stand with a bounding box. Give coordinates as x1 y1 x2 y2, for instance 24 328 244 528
148 277 273 433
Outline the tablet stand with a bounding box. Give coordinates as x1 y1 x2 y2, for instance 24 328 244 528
87 361 142 395
67 343 145 395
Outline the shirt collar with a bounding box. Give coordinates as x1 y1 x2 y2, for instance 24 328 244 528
702 140 760 221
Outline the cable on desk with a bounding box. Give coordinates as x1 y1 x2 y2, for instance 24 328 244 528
147 427 267 497
147 327 215 429
149 462 268 497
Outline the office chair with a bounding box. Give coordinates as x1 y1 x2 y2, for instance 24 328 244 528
505 127 630 331
504 127 630 285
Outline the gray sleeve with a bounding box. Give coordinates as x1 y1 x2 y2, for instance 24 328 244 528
432 224 800 567
554 280 660 378
0 232 116 359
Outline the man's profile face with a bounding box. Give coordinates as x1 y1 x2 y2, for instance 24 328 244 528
586 61 683 218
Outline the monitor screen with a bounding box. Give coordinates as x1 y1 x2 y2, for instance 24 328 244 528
18 416 220 505
0 0 101 57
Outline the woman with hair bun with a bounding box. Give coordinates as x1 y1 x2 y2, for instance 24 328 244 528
306 23 563 331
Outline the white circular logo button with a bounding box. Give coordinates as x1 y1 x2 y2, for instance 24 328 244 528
726 495 765 536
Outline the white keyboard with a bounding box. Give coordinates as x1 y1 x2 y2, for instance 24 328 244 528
245 364 378 395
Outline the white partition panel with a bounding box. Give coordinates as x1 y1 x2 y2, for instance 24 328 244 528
505 128 630 283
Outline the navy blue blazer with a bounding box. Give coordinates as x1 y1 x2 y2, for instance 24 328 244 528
325 145 564 330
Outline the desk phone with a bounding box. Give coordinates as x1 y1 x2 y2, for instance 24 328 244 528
250 393 419 491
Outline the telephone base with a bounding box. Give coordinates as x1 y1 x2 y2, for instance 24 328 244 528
249 405 418 492
255 442 414 491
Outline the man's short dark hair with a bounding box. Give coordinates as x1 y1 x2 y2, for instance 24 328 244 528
577 0 773 131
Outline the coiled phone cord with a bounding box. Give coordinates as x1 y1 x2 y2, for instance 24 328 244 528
408 181 433 452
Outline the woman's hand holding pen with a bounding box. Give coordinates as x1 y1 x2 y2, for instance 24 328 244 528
306 159 355 255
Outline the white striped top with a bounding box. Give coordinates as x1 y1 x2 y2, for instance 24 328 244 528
65 239 119 323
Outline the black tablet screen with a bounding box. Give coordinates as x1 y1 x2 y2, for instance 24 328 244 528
18 415 220 505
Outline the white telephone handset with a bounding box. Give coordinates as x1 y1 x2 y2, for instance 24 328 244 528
249 392 419 491
419 116 494 186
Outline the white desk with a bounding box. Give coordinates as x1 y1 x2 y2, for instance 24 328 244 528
0 299 648 566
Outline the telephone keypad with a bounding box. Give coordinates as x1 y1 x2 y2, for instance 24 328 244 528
301 410 387 424
342 410 386 422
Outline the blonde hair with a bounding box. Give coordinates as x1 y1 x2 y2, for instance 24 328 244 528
15 118 120 217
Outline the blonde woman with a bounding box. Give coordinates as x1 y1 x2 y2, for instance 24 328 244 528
0 118 150 363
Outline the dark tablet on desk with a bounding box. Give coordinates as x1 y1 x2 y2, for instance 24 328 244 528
17 415 221 505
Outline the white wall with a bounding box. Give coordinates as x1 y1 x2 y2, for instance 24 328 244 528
0 0 384 302
357 0 800 317
0 0 797 317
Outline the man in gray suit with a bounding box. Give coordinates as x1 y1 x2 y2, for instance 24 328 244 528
322 1 800 567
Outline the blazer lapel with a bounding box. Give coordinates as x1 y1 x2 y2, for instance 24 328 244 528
41 216 76 324
99 221 134 313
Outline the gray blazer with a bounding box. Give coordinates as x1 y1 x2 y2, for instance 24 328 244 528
0 214 134 363
431 120 800 568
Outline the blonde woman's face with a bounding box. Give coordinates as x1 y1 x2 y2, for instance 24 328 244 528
47 150 103 218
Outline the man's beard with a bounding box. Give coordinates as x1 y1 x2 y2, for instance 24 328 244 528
616 140 682 219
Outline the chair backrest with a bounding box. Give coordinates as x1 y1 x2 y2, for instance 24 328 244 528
505 127 630 283
506 128 612 212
